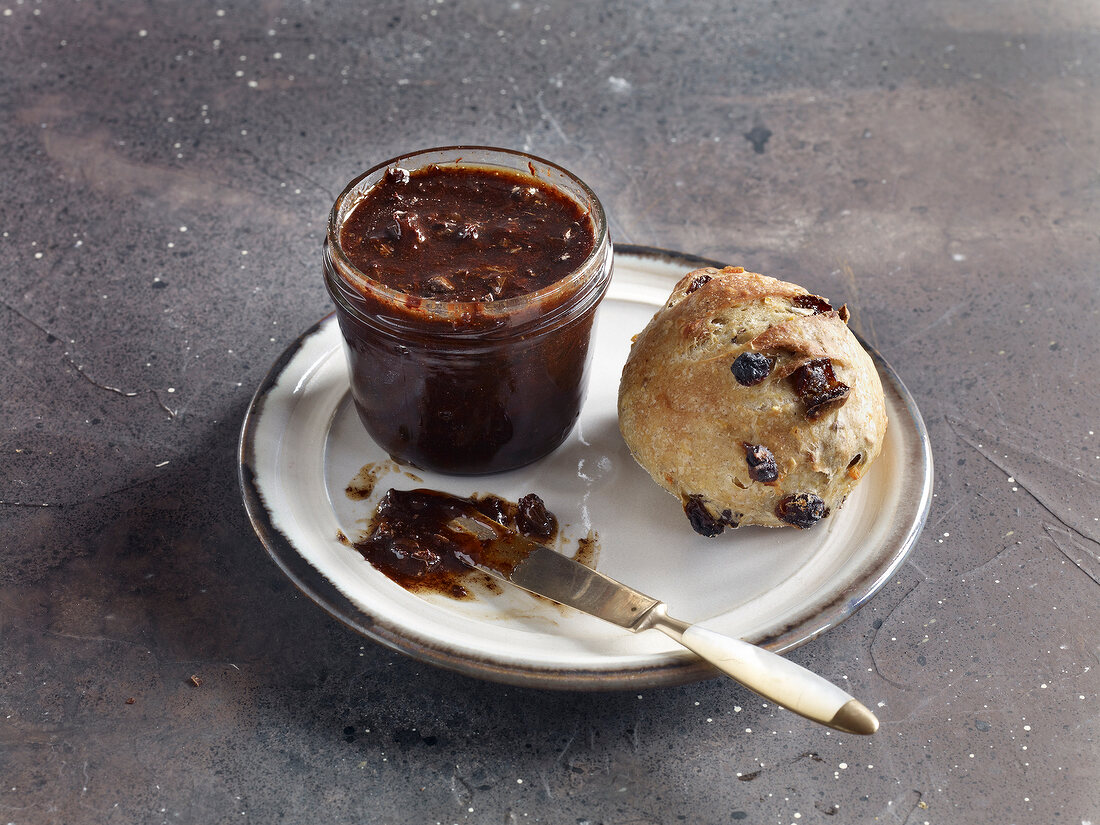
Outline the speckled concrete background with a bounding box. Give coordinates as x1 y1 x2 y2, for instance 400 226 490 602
1 1 1098 823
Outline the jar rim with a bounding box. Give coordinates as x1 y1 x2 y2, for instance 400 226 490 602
325 145 610 317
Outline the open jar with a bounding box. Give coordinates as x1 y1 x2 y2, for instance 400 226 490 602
323 146 613 475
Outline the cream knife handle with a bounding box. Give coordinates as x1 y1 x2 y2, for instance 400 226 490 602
660 622 879 735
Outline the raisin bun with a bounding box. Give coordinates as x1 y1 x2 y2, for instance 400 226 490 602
617 266 887 536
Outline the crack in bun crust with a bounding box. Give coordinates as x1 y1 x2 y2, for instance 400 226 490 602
617 266 888 535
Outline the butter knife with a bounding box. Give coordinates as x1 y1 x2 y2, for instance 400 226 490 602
449 513 878 735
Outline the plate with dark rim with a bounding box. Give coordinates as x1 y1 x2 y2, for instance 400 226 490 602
239 246 933 690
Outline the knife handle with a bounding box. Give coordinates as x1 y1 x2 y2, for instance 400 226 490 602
660 622 879 735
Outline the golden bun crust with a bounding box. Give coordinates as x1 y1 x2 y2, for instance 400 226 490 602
617 266 887 535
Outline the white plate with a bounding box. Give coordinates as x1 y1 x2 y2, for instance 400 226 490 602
239 246 933 689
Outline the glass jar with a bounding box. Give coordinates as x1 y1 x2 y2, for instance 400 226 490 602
323 146 613 475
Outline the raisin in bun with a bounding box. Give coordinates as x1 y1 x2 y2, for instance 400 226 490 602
617 266 887 535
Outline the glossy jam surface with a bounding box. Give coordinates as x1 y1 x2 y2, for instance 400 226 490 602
339 164 596 302
344 488 557 599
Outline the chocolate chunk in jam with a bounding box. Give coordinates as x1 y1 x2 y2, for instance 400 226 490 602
472 494 512 527
775 493 830 528
790 358 850 418
744 444 779 483
731 352 774 386
384 166 410 186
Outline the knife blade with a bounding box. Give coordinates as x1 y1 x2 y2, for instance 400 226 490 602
448 512 878 736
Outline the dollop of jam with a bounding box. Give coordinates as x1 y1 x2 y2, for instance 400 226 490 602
345 488 558 599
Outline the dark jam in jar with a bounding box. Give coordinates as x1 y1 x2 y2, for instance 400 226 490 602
338 165 596 302
324 148 612 475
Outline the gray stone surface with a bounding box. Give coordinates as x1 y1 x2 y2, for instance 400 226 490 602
1 1 1098 823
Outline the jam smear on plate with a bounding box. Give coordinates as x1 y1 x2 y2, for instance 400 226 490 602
339 164 596 302
343 488 559 599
